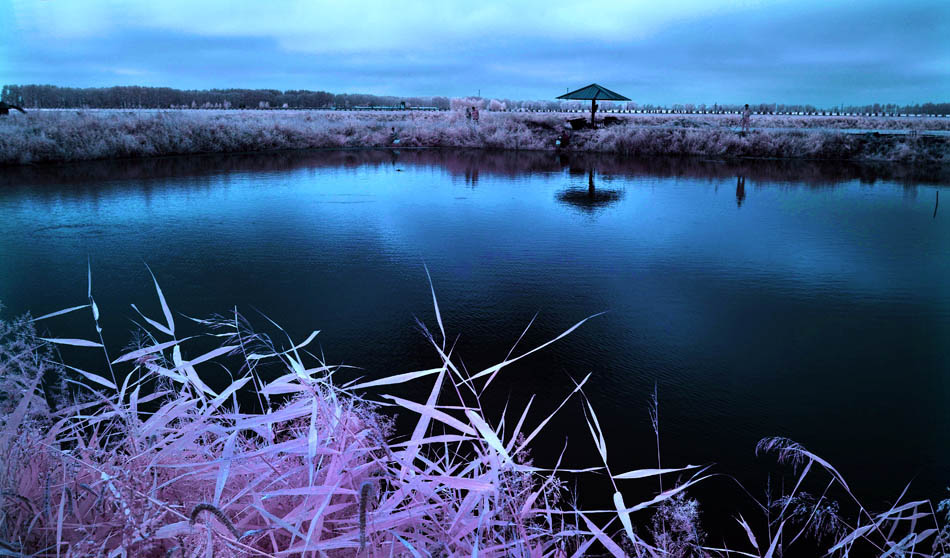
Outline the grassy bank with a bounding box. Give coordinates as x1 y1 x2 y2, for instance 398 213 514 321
1 270 948 557
1 110 948 165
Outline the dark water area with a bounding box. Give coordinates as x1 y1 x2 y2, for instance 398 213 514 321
1 149 948 543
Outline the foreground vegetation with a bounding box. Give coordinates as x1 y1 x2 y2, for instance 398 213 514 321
1 269 948 557
1 110 948 165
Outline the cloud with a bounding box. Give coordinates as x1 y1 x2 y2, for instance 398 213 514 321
9 0 736 48
4 0 947 104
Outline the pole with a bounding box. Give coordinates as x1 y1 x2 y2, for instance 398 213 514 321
591 99 596 126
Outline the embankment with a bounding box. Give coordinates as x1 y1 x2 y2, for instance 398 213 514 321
1 109 947 165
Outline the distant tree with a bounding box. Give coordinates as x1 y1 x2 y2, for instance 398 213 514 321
2 83 947 116
430 96 451 110
450 97 486 111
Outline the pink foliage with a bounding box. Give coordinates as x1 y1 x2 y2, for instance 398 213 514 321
2 270 948 557
0 109 946 165
0 279 603 557
449 97 486 111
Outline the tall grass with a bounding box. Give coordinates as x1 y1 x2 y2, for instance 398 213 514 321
0 268 692 557
1 110 947 165
1 268 948 557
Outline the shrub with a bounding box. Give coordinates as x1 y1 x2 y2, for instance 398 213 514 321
2 110 947 165
2 269 948 557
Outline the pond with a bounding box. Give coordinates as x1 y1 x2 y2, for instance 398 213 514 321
1 149 947 531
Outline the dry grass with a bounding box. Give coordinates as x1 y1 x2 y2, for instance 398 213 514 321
0 267 696 557
1 110 947 165
1 267 947 557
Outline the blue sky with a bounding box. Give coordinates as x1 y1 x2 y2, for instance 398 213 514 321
2 0 947 105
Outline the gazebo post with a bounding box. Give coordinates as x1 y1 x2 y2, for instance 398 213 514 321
590 99 596 126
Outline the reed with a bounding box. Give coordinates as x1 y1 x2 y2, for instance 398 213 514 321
1 110 947 165
0 269 947 557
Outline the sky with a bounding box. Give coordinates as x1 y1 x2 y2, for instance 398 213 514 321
2 0 948 105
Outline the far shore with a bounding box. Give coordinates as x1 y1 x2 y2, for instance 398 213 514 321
1 109 948 166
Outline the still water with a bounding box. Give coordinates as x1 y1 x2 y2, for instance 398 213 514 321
1 149 948 525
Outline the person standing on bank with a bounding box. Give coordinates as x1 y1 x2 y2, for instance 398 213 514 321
465 107 472 123
741 104 752 134
472 105 480 125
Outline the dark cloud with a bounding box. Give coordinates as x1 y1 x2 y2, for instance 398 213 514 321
6 0 947 104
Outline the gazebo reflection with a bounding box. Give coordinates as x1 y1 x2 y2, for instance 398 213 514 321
555 167 624 212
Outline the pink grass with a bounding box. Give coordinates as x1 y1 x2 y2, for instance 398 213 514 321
1 270 948 557
1 110 947 165
1 271 619 557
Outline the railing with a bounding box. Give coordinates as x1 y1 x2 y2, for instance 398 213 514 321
339 106 444 111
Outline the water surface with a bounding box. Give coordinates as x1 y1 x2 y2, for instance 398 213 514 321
1 150 947 528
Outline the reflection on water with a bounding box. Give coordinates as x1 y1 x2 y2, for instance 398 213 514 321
555 169 625 212
3 148 950 191
1 149 948 527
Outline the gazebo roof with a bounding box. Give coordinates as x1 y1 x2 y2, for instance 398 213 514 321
557 83 630 101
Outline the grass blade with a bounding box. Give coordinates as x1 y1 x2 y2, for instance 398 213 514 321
39 337 103 348
31 304 90 322
613 464 704 480
346 367 442 390
146 263 175 335
62 363 117 390
424 263 445 348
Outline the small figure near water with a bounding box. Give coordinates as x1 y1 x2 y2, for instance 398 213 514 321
740 104 752 134
555 130 570 150
471 105 479 125
465 107 472 123
390 127 400 145
736 175 746 207
0 101 27 115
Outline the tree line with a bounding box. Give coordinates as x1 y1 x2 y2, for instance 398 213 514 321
0 85 452 110
1 84 947 115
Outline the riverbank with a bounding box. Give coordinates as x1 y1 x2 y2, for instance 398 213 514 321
1 109 948 165
2 277 947 557
5 147 949 192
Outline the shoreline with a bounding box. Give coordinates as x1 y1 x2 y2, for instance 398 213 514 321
1 110 948 166
4 146 950 190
